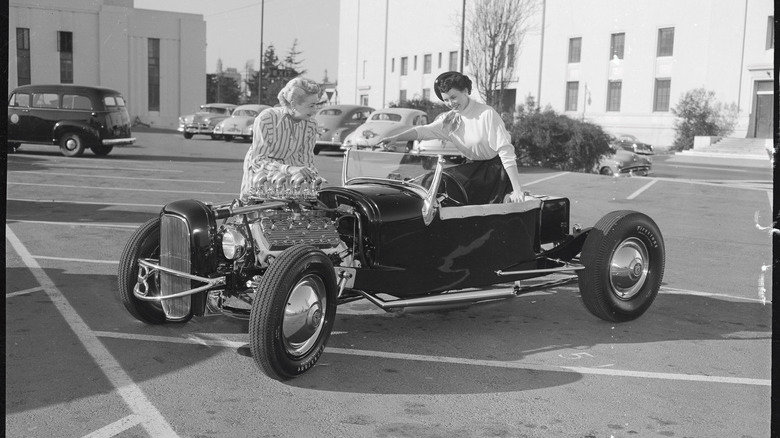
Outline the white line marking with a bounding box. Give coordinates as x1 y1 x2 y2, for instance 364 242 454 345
8 197 162 208
94 331 770 387
668 164 748 173
660 287 772 304
768 191 773 211
6 160 184 173
6 226 178 437
10 220 140 229
524 172 568 186
80 414 144 438
627 179 658 199
6 286 45 298
32 255 119 264
8 182 234 196
650 177 772 192
11 171 225 184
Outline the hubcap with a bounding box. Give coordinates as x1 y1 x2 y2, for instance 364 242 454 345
65 138 77 150
609 238 649 300
282 274 327 357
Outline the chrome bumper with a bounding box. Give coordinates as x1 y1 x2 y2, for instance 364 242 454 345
102 137 136 145
133 258 226 301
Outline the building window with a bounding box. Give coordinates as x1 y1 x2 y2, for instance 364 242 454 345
16 28 31 86
413 55 417 71
148 38 160 111
657 27 674 56
438 52 442 68
401 57 408 76
423 88 430 100
653 79 671 111
360 94 369 106
767 16 774 49
391 58 395 73
399 89 407 102
610 33 625 60
423 54 431 74
507 44 515 68
565 82 578 111
362 60 367 79
568 37 581 63
606 80 622 111
58 31 73 84
465 49 470 65
448 51 458 71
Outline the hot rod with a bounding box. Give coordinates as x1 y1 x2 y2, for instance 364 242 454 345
118 150 665 380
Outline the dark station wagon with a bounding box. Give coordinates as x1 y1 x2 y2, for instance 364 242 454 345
7 84 136 157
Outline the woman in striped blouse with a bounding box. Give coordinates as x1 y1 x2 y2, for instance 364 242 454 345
240 77 325 199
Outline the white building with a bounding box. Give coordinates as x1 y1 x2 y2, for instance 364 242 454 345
338 0 774 146
8 0 206 130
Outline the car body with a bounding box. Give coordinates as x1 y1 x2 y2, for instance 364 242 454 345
213 104 270 142
7 84 135 157
314 105 374 154
178 103 236 139
412 111 466 163
118 149 665 381
341 108 428 152
597 146 653 176
611 134 654 155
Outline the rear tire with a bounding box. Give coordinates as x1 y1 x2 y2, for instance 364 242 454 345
599 166 614 176
249 245 337 380
578 211 665 322
183 132 193 139
59 132 86 157
223 135 233 142
91 145 113 156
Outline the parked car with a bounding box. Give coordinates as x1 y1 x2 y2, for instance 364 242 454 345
597 146 653 176
118 149 665 381
341 108 428 152
213 104 270 142
314 105 374 154
412 111 466 163
178 103 236 139
612 134 654 155
7 84 135 157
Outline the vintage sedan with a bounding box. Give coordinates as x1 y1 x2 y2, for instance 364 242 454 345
314 105 374 154
118 149 665 381
213 104 270 142
612 134 654 155
597 146 653 176
412 111 466 163
178 103 236 140
341 108 428 152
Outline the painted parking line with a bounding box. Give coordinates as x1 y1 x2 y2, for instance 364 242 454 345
650 176 772 192
6 159 184 173
524 172 568 186
8 182 234 196
81 414 144 438
6 286 45 298
33 255 120 264
7 197 162 208
627 179 658 200
92 331 770 387
11 171 225 184
5 226 179 437
10 220 140 229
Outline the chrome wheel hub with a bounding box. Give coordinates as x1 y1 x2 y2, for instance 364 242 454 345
282 275 327 357
609 238 649 300
65 139 77 150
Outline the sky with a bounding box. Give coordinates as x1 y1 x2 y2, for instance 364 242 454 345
134 0 340 82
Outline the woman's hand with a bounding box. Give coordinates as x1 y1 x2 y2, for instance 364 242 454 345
378 135 396 148
506 191 526 203
290 166 316 182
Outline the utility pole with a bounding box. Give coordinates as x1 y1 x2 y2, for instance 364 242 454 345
258 0 265 104
460 0 465 72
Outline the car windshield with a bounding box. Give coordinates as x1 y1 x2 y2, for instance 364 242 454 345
234 109 258 117
318 109 342 116
203 107 229 115
370 113 402 122
343 149 459 193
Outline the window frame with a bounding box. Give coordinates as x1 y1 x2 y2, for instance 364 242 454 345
606 80 622 112
423 54 432 74
766 16 775 50
568 37 582 63
148 38 160 112
610 32 625 60
16 28 31 86
565 81 579 112
653 78 671 112
400 57 408 76
58 31 74 84
448 51 458 71
657 27 675 57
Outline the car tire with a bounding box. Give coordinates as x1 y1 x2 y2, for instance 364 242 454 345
8 142 21 153
59 132 86 157
90 145 114 156
599 167 614 176
249 245 337 380
223 135 233 142
183 132 194 139
117 218 193 325
405 141 414 153
211 134 220 140
313 145 322 155
578 211 665 322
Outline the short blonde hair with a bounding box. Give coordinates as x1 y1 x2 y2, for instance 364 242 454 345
277 77 323 111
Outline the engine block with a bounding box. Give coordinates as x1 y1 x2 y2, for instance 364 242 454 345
252 210 341 251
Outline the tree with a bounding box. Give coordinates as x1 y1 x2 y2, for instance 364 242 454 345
283 39 306 75
671 88 739 151
464 0 539 112
246 43 305 106
206 73 240 104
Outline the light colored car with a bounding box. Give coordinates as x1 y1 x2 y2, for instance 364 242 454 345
611 134 654 155
213 104 270 142
314 105 374 154
341 108 429 153
178 103 236 140
597 146 652 176
412 111 466 163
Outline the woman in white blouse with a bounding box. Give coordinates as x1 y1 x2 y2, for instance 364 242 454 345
381 71 525 204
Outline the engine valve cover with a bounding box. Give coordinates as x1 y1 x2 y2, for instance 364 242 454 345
255 210 341 251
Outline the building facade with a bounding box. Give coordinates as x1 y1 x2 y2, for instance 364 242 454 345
338 0 774 146
8 0 206 130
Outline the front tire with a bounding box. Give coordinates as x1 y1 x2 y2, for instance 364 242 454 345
8 142 21 153
223 135 233 142
599 166 614 176
91 145 113 156
249 245 337 380
578 211 665 322
117 218 193 324
59 132 86 157
183 132 193 139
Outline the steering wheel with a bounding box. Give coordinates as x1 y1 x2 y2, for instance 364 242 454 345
420 171 469 206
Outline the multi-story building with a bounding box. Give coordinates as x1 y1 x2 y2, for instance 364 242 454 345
8 0 206 130
338 0 774 146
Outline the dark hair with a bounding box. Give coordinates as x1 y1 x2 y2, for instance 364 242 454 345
434 71 472 101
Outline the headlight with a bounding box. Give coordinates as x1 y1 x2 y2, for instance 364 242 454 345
221 227 247 260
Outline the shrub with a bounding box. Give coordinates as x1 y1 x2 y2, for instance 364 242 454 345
671 88 739 151
509 95 612 172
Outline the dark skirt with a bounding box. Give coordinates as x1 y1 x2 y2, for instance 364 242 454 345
445 155 511 205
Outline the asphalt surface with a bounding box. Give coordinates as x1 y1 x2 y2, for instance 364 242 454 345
5 133 774 438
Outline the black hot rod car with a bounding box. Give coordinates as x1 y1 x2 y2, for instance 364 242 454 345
118 150 665 380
